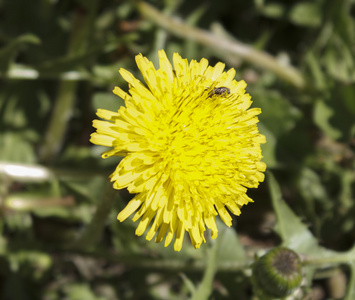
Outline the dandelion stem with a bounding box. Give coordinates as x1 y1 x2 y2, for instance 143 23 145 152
74 182 117 249
39 3 99 163
303 252 355 266
191 229 225 300
136 1 306 89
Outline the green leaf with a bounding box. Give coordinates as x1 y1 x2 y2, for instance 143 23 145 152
63 283 106 300
190 231 223 300
252 89 302 139
267 172 335 257
261 3 285 19
92 64 125 87
92 92 125 112
0 132 37 163
297 167 331 235
298 167 329 206
217 218 246 262
289 2 322 27
340 84 355 115
180 273 196 296
314 99 342 139
9 251 52 280
0 34 41 72
258 123 278 168
183 4 208 60
63 176 106 203
32 204 93 224
305 51 327 90
270 173 355 295
35 35 137 73
324 36 355 83
0 234 6 255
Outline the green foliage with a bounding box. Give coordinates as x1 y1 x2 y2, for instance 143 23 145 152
0 0 355 299
289 2 322 27
0 34 41 72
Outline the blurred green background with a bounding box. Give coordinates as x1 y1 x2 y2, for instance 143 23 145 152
0 0 355 299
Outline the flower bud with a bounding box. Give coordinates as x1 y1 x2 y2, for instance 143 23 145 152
253 247 302 298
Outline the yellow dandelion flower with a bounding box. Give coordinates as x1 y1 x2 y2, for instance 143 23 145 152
90 50 266 251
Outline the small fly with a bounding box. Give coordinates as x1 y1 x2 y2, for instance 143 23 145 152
206 87 231 98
